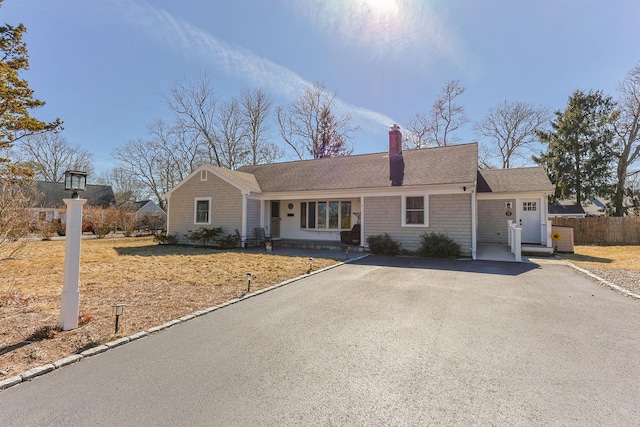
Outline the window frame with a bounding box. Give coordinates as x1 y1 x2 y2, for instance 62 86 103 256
402 195 429 227
194 197 212 225
300 200 352 230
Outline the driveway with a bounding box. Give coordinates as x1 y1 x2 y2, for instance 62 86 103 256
1 256 639 426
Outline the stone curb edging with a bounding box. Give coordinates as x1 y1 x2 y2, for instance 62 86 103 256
0 253 369 391
562 260 640 300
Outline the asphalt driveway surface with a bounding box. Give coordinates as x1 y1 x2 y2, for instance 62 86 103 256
1 256 639 426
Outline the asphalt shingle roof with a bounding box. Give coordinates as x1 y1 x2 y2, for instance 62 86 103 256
238 142 479 192
477 167 553 193
34 182 116 208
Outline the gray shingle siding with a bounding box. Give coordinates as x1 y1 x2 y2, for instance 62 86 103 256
167 173 243 244
363 194 471 256
246 198 261 238
477 199 511 243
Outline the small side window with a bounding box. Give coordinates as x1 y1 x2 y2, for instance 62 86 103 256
402 195 428 227
194 198 211 224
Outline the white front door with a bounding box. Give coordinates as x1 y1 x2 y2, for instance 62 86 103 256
520 200 540 243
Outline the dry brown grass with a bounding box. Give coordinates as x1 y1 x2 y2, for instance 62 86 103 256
0 237 340 378
561 245 640 271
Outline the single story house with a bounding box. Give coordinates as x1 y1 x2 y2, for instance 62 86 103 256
29 181 116 223
166 125 554 259
121 200 167 224
548 202 587 218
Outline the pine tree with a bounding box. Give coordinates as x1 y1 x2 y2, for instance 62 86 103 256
535 90 617 205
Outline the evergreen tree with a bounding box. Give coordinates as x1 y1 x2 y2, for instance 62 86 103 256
0 0 61 157
535 90 617 205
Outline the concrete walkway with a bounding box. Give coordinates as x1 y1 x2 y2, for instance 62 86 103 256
476 242 516 262
1 256 639 426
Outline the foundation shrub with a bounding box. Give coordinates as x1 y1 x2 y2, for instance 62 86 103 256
366 233 402 255
418 232 460 258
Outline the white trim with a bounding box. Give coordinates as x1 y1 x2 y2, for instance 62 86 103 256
194 197 212 225
200 170 207 181
477 191 551 200
165 164 260 199
360 196 365 248
258 183 476 201
241 194 248 240
471 188 477 260
401 194 429 227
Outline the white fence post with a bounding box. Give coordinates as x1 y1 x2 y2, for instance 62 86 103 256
514 227 522 262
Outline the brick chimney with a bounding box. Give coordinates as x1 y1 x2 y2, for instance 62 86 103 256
389 124 404 186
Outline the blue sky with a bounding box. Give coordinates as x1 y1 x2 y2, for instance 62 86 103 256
4 0 639 175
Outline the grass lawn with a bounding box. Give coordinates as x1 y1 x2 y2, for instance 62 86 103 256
1 237 340 378
560 245 640 271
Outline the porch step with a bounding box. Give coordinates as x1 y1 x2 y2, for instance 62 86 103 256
521 245 554 256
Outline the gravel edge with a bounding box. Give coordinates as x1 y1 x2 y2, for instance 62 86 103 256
560 260 640 300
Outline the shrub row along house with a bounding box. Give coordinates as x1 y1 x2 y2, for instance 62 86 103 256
166 125 554 259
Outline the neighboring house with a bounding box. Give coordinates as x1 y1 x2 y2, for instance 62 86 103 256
121 200 167 220
29 182 116 223
166 125 555 258
121 200 167 227
548 202 587 218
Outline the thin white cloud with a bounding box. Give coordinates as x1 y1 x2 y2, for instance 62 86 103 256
282 0 473 71
117 0 397 132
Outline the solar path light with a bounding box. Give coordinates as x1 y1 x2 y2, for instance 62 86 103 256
111 303 125 333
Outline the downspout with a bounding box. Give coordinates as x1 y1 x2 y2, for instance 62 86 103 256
471 187 477 260
360 196 365 249
165 194 171 236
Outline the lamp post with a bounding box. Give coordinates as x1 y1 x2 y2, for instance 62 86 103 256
59 170 87 331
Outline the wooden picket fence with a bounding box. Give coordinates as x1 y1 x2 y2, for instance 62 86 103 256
551 217 640 245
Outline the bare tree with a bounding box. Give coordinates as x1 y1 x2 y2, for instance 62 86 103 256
16 132 94 181
111 118 207 209
0 165 37 259
96 167 147 206
112 138 174 211
406 80 468 148
214 98 248 170
612 62 640 216
165 71 224 167
473 101 550 168
240 88 282 165
147 119 205 180
276 82 358 159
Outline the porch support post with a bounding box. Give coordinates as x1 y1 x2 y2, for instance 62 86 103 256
546 219 553 248
260 200 265 228
360 196 365 248
514 227 522 262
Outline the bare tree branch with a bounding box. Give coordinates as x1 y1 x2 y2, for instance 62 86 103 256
276 82 358 159
473 100 550 168
16 132 94 181
406 80 468 148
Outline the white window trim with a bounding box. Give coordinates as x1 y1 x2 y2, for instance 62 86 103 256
194 197 212 225
200 170 207 181
402 194 429 227
300 200 352 231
